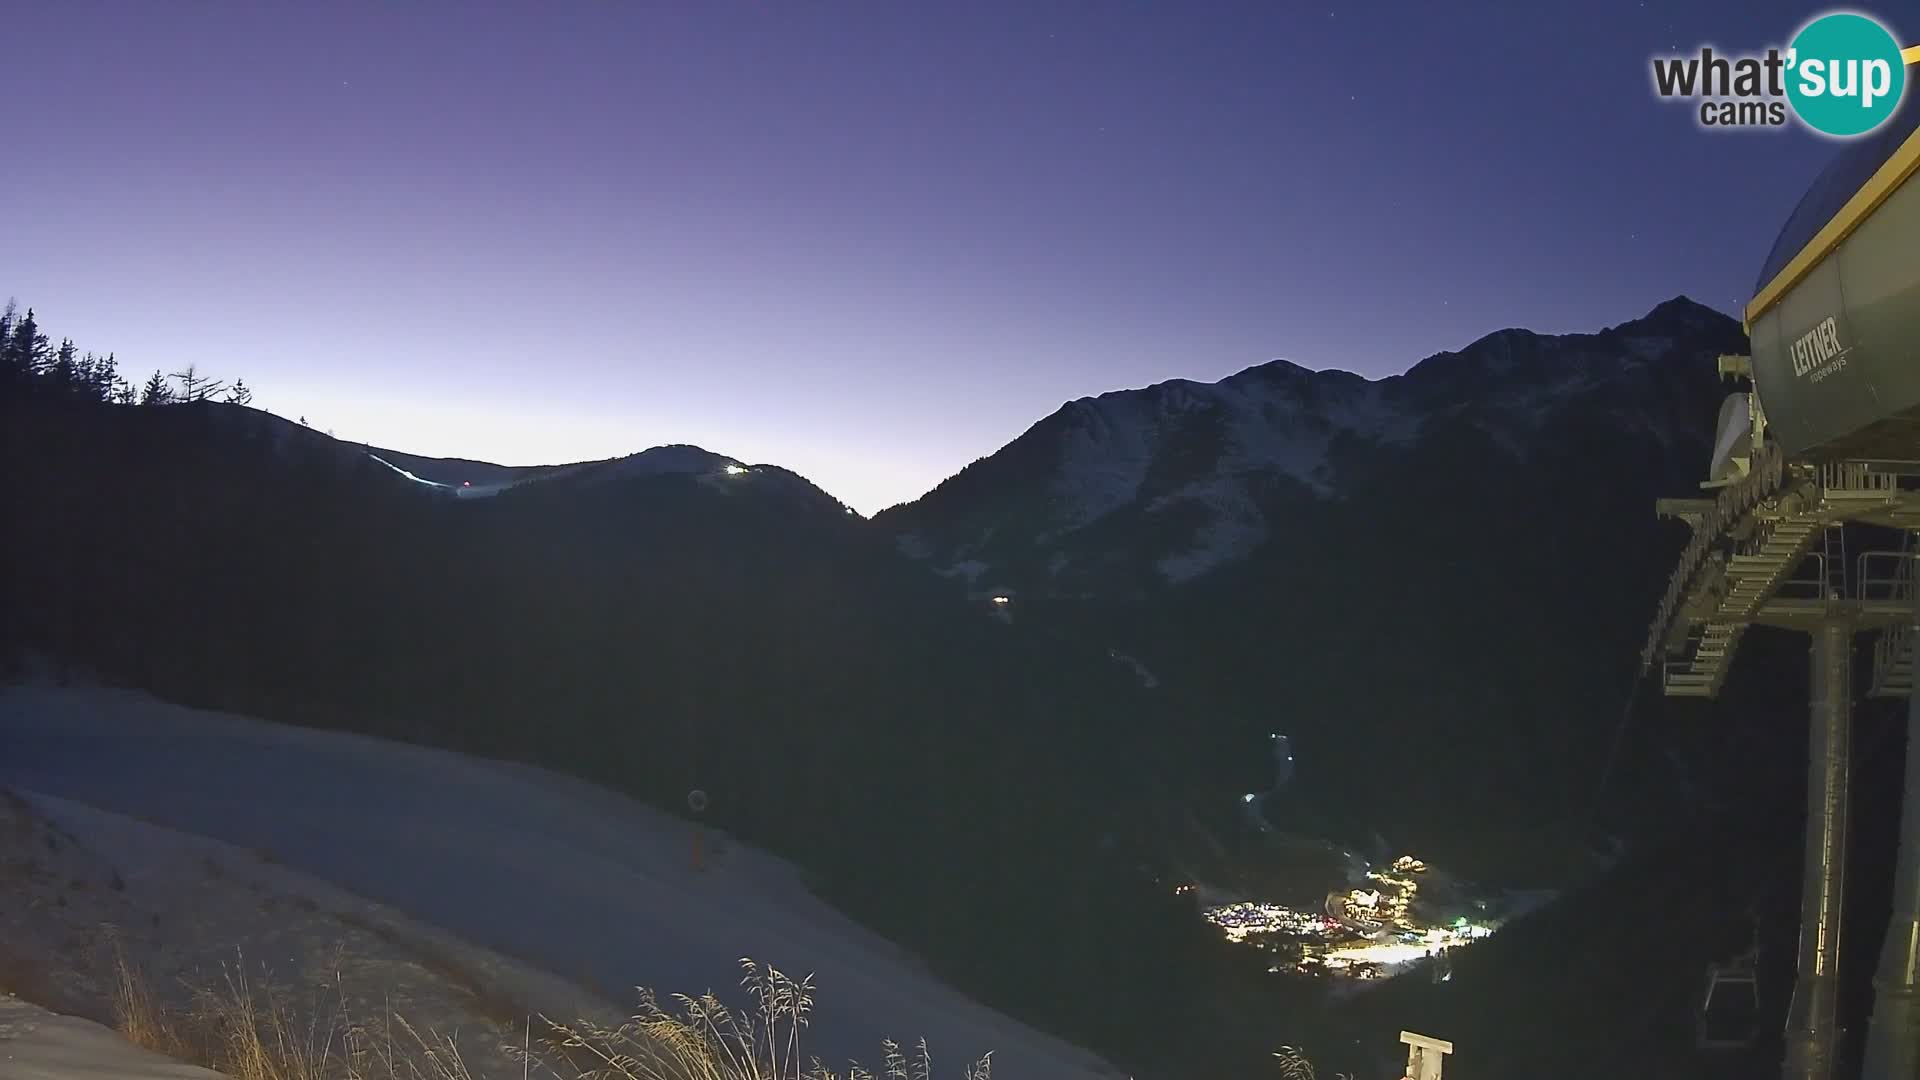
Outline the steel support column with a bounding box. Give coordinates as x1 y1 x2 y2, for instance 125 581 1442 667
1785 616 1855 1080
1864 573 1920 1080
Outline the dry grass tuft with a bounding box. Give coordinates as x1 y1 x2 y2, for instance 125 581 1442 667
1271 1045 1350 1080
111 944 479 1080
109 929 189 1061
193 961 349 1080
517 958 992 1080
107 949 993 1080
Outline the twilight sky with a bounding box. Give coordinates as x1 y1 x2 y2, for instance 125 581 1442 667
4 1 1910 512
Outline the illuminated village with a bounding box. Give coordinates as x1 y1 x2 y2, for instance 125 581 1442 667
1194 856 1498 983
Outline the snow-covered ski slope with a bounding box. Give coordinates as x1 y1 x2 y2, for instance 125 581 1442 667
0 995 224 1080
0 688 1121 1080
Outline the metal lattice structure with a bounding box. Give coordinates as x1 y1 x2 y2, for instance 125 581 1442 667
1641 369 1920 1080
1643 432 1920 701
1640 47 1920 1080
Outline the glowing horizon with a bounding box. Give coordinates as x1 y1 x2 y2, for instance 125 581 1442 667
8 0 1873 514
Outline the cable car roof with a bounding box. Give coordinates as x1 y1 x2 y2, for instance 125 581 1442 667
1748 47 1920 328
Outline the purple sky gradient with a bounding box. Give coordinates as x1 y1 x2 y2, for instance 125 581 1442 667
5 1 1909 512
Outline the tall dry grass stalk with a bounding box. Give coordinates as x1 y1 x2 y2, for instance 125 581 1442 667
515 958 991 1080
108 928 187 1060
109 950 987 1080
111 944 479 1080
1271 1045 1349 1080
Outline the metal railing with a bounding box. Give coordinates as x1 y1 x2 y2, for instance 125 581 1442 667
1858 550 1916 605
1776 554 1832 603
1820 462 1897 495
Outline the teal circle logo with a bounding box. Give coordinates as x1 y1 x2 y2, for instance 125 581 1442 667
1786 13 1907 137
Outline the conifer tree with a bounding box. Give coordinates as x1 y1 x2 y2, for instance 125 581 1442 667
140 369 174 405
93 352 120 402
5 308 47 377
0 302 15 391
49 338 78 391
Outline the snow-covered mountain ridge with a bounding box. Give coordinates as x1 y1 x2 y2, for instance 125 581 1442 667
880 295 1745 587
188 402 860 517
189 295 1739 593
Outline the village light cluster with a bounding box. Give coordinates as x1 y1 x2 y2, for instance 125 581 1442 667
1205 901 1333 943
1195 854 1497 982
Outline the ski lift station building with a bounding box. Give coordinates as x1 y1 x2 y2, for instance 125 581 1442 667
1647 44 1920 1080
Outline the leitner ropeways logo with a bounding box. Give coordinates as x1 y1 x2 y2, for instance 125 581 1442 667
1651 11 1909 137
1791 316 1851 383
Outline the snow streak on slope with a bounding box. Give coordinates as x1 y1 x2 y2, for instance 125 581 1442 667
366 452 529 498
0 689 1121 1080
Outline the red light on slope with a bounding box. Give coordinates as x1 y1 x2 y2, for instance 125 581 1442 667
463 481 471 487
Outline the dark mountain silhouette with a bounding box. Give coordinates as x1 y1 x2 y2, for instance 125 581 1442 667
0 382 1263 1078
879 296 1760 874
0 296 1860 1080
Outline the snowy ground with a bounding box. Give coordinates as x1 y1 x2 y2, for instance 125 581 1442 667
0 687 1122 1080
0 994 224 1080
0 780 617 1078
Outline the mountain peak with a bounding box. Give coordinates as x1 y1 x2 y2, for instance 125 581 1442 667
605 444 737 476
1231 357 1316 381
887 296 1747 589
1626 295 1734 334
